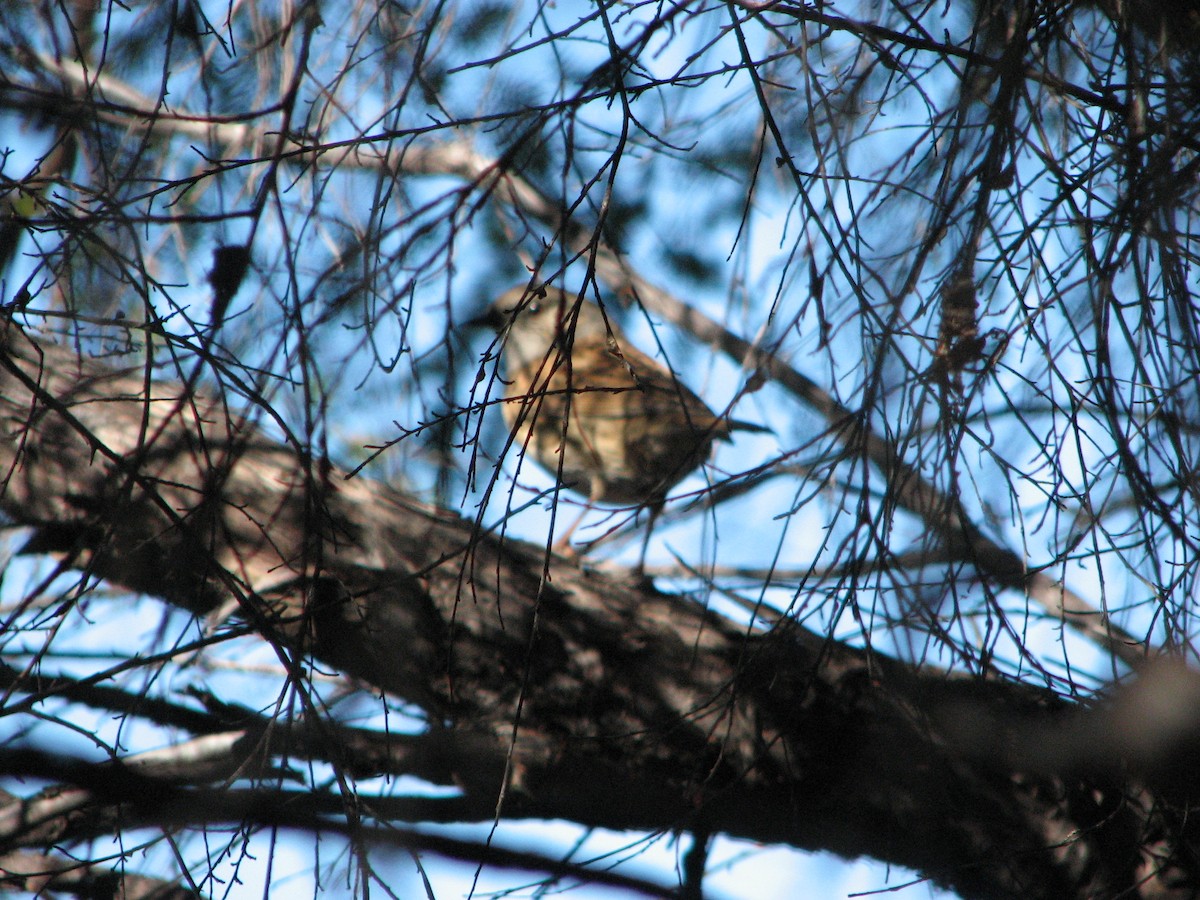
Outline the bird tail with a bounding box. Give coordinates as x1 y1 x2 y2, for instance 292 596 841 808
727 418 772 435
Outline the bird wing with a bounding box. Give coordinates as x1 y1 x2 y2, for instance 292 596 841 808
598 341 727 432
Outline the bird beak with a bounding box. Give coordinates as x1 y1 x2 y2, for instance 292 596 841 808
467 306 507 332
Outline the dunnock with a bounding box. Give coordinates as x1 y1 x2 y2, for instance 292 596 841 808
477 284 764 550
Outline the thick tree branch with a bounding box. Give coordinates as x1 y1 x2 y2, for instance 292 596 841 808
0 315 1196 898
0 849 200 900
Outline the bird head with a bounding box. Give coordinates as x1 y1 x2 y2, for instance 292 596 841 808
477 285 617 374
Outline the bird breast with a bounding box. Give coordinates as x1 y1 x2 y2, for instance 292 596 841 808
500 340 724 505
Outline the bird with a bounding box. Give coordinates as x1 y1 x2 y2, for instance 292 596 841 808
476 284 766 553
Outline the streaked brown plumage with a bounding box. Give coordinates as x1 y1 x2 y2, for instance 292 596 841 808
478 285 764 545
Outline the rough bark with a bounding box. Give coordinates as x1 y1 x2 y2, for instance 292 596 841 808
1 318 1198 899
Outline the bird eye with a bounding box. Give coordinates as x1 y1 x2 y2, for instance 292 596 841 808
527 301 541 315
